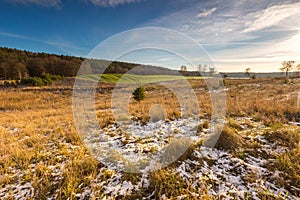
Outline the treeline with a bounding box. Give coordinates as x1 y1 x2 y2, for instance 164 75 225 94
0 47 140 79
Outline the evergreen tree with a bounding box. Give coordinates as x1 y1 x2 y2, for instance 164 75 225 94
132 86 145 102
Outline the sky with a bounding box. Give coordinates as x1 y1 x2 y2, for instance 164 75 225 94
0 0 300 72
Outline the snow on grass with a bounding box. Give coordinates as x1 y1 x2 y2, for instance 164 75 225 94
1 117 299 199
176 146 294 199
83 117 202 171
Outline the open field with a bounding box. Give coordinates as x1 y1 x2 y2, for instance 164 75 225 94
79 74 204 84
0 76 300 199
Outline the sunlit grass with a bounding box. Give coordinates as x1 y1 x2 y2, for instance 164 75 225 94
79 73 204 84
0 76 299 199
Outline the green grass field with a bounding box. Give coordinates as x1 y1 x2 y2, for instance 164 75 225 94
79 74 204 84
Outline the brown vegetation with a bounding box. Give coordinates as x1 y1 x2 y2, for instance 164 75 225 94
0 76 299 198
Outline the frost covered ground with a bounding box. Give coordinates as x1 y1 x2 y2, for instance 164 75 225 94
83 117 202 172
1 116 299 200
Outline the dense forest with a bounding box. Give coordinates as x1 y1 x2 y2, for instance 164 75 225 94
0 47 141 79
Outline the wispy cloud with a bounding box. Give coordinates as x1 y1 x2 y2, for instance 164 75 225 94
0 31 40 41
46 41 89 56
0 31 88 56
243 2 300 33
144 0 300 71
8 0 62 7
88 0 140 7
196 7 217 18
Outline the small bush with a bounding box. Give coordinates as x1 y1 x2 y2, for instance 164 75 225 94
11 81 18 88
21 77 33 85
21 73 63 87
21 77 44 86
132 86 146 102
33 77 44 86
40 73 52 85
2 81 18 88
4 81 10 87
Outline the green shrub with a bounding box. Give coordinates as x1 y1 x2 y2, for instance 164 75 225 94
2 81 19 88
40 73 52 85
21 77 44 86
11 81 18 88
21 77 34 85
32 77 45 87
50 74 63 80
21 73 63 87
132 86 145 102
4 81 10 87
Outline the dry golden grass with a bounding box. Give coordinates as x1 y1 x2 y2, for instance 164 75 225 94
214 125 245 150
263 126 300 192
0 89 97 198
0 76 299 199
94 77 300 127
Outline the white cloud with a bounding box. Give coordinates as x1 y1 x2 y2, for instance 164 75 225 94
145 1 261 44
208 30 300 72
143 0 300 71
196 7 217 17
8 0 61 7
243 2 300 33
89 0 140 7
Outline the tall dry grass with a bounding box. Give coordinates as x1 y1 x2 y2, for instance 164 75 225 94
0 76 299 198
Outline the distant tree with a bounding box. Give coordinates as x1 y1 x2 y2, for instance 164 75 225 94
296 64 300 77
78 60 93 75
245 68 251 78
27 58 46 76
280 61 295 77
203 65 207 72
198 64 208 72
180 65 187 71
54 60 79 76
0 46 170 78
14 62 28 80
0 62 9 79
209 67 216 75
132 86 145 102
198 64 202 72
198 64 207 72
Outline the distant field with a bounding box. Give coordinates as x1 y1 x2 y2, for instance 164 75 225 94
79 74 204 84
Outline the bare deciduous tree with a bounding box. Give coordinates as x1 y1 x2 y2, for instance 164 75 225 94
209 67 216 74
180 65 187 71
245 68 251 78
198 64 207 72
296 64 300 77
280 61 295 77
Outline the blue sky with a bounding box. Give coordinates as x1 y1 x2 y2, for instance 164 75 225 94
0 0 300 72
